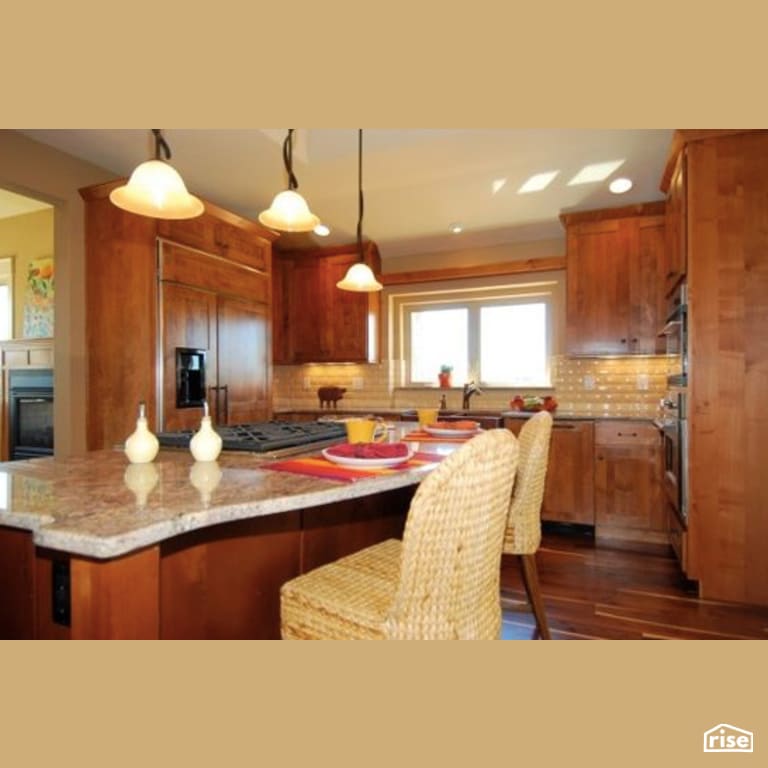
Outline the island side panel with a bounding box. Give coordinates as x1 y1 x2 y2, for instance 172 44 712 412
70 547 161 639
159 511 303 640
0 526 35 639
300 487 413 574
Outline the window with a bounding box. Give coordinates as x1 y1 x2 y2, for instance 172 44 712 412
0 257 13 341
395 278 559 388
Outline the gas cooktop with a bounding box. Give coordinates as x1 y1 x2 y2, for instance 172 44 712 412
157 420 346 454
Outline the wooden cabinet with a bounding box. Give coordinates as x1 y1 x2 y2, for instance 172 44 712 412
505 418 595 524
663 147 687 296
593 421 665 544
273 242 381 364
663 129 768 605
157 214 270 272
561 204 666 356
160 285 269 431
81 180 277 450
159 242 271 431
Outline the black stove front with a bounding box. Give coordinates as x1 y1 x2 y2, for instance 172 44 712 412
157 420 346 454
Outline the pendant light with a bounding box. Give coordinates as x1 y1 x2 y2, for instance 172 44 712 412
109 129 204 219
336 129 383 293
258 129 320 232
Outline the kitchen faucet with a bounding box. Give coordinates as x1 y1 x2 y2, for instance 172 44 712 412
462 381 482 410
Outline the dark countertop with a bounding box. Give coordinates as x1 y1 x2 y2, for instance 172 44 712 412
274 408 656 424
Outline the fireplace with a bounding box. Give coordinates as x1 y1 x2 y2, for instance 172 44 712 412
8 368 54 460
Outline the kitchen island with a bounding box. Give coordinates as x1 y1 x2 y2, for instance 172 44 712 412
0 436 448 639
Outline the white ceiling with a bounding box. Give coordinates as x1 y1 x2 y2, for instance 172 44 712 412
15 129 673 258
0 187 53 220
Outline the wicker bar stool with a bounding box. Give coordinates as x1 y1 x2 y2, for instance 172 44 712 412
502 410 554 639
280 429 519 640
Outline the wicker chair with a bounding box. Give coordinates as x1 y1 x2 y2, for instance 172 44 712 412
502 410 554 639
280 429 520 640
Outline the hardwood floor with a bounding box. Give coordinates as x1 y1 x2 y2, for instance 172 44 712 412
500 526 768 640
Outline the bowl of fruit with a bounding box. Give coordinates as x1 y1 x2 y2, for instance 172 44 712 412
509 395 558 413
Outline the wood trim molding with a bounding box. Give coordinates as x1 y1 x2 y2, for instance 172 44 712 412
559 201 666 228
380 256 565 286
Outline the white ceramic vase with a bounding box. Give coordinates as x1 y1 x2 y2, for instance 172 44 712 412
124 402 160 464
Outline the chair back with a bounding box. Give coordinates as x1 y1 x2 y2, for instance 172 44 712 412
503 411 553 555
385 429 519 640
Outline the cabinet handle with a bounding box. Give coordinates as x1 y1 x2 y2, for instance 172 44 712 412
620 338 627 344
208 385 220 421
597 454 604 461
631 338 638 343
220 384 229 423
617 432 638 437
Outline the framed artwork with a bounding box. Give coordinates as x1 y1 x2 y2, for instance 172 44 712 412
23 256 54 338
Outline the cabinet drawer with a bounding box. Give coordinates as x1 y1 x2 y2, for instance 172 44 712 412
595 421 658 446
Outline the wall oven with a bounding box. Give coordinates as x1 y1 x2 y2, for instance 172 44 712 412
657 390 688 524
661 281 688 388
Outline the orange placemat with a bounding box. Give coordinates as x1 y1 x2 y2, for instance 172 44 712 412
403 429 479 443
264 451 446 483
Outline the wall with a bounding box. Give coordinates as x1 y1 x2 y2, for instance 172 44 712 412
0 208 54 338
0 131 114 457
274 238 672 419
273 355 672 418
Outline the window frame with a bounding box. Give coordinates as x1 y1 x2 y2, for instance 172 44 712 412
392 276 560 389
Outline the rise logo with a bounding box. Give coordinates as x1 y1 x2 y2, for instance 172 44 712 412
703 724 754 753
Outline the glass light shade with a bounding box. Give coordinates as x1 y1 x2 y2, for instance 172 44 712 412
336 262 383 292
109 160 204 219
258 189 320 232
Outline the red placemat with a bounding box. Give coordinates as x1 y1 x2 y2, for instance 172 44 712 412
264 451 446 483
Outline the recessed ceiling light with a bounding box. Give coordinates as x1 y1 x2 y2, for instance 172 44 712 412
517 171 559 194
491 178 507 195
609 177 633 194
313 223 330 236
449 223 463 234
568 160 625 186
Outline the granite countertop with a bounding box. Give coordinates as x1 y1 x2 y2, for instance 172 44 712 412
0 428 447 561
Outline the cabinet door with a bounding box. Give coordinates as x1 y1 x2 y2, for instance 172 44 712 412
566 220 631 355
629 216 666 354
506 419 595 524
594 422 664 533
324 253 372 362
217 296 270 424
157 214 219 254
664 149 687 295
214 221 269 272
288 258 329 362
161 282 218 432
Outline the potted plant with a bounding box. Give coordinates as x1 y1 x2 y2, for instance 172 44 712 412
438 364 453 388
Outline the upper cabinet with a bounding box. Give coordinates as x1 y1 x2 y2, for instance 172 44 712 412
80 180 277 450
561 203 666 356
663 148 687 296
272 242 382 364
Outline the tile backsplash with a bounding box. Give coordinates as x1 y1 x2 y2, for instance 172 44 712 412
273 356 674 418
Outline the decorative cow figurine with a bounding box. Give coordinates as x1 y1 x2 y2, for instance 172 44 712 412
318 386 346 409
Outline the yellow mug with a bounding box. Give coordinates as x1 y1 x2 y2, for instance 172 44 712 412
417 408 438 428
345 418 387 444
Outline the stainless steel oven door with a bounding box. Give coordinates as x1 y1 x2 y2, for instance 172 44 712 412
661 421 681 514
